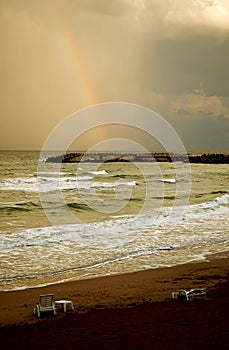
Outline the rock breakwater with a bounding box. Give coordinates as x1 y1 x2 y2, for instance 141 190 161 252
46 152 229 164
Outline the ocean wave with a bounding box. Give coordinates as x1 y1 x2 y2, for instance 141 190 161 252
0 206 31 212
158 178 176 183
86 170 108 175
0 193 228 251
0 247 171 283
92 181 137 189
210 190 228 195
171 193 229 222
0 175 92 192
153 195 176 200
67 202 92 211
0 201 41 212
0 176 137 192
194 190 228 198
214 193 229 205
35 171 66 175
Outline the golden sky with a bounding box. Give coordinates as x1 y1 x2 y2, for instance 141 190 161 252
1 0 229 151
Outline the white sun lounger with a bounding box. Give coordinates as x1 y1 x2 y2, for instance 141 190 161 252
172 288 206 301
34 294 57 317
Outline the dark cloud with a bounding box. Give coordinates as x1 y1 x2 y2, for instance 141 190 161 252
141 37 229 96
171 112 229 151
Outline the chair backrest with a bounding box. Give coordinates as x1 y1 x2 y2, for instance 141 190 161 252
39 294 54 308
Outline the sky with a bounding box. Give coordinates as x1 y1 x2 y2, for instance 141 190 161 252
1 0 229 151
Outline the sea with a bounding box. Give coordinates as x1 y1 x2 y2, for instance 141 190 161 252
0 151 228 291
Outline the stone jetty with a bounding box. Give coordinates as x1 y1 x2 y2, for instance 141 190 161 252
46 152 229 164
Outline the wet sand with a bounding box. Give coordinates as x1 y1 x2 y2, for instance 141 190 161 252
1 252 229 349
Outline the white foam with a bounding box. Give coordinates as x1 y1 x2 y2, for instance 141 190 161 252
36 171 66 175
91 181 137 189
87 170 108 175
158 178 176 183
0 176 136 192
0 175 93 192
1 193 228 251
214 193 229 205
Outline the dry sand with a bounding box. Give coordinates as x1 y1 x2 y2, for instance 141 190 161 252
1 252 229 349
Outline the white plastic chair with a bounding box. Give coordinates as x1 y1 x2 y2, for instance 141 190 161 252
34 294 57 317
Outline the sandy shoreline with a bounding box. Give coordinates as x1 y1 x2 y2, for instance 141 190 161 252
1 251 228 327
1 252 229 349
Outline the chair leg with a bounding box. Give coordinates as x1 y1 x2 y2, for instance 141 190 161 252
37 305 40 318
53 302 57 315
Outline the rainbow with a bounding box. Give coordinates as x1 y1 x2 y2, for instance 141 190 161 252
47 1 99 107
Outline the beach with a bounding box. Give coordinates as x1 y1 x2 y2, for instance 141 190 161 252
1 252 229 349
